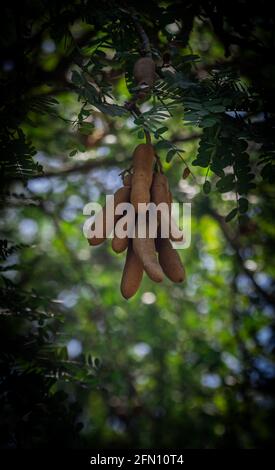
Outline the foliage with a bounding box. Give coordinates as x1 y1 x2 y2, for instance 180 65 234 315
0 241 99 448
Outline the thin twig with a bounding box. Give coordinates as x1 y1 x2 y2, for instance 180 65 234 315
172 136 201 167
129 9 152 57
30 156 131 179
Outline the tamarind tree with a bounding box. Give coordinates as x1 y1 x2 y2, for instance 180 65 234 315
1 0 275 449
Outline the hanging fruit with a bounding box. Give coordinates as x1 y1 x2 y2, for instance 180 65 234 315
87 52 185 298
133 56 156 100
87 142 186 298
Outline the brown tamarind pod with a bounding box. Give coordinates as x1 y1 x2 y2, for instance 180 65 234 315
133 236 164 283
156 237 185 283
151 172 170 214
168 216 185 242
168 190 173 215
111 210 135 253
165 189 184 242
159 210 184 242
123 173 132 187
120 242 143 299
133 57 156 89
88 186 131 246
152 176 184 242
130 143 155 212
133 219 164 283
112 205 136 253
167 190 184 242
151 173 183 241
131 179 151 212
112 235 129 253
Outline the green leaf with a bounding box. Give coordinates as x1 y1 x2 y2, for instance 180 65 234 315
185 101 203 111
238 198 249 213
155 140 171 150
216 174 235 193
236 140 248 152
69 149 78 157
94 357 101 368
261 163 275 182
236 181 256 194
137 130 144 139
156 126 168 135
96 103 126 117
166 148 177 163
205 104 225 113
94 49 106 58
203 181 211 194
71 70 84 86
79 122 94 135
225 208 238 222
134 117 144 126
192 155 211 168
184 112 200 123
201 116 219 128
77 143 86 152
210 163 225 177
81 109 90 118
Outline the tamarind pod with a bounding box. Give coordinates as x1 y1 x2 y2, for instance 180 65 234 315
151 173 171 228
130 143 155 211
133 236 164 282
133 220 164 283
167 212 184 242
132 144 155 182
112 205 136 253
87 212 105 246
120 242 143 299
156 209 184 242
88 186 131 246
123 174 132 187
133 57 156 89
167 190 184 241
150 173 183 240
112 235 129 253
151 173 170 202
168 190 173 215
156 237 185 283
131 180 151 212
151 179 184 242
151 172 170 218
169 215 184 242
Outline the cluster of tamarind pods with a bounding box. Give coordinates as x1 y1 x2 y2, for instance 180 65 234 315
87 56 185 298
87 142 186 299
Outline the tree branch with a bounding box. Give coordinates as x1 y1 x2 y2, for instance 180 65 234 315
30 132 201 180
129 10 152 57
208 207 275 305
30 156 131 179
171 132 201 144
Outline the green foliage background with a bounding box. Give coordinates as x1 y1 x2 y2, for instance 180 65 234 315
1 0 275 448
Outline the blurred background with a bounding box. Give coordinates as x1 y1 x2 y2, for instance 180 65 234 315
1 0 275 449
